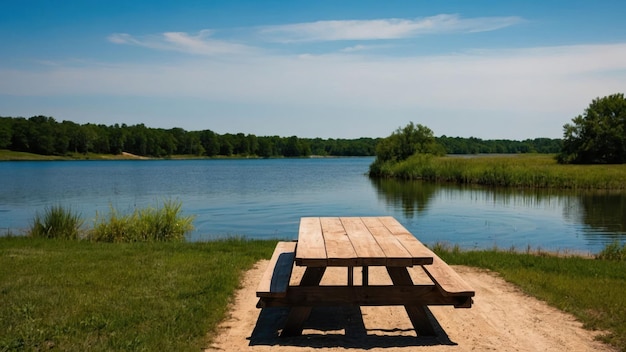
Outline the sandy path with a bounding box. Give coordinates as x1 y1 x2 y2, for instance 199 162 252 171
206 261 615 352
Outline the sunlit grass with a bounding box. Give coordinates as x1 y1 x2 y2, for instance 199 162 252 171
90 200 195 242
0 237 277 351
29 205 84 240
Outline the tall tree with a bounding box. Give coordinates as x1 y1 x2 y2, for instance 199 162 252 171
559 93 626 164
375 122 444 163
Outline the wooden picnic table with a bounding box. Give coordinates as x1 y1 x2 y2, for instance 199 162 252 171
256 216 475 337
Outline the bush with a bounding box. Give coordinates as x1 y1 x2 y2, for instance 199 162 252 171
28 205 84 239
90 200 195 242
596 241 626 261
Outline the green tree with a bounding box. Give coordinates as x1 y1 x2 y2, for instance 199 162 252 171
375 122 443 162
0 117 12 149
559 93 626 164
370 122 444 176
199 130 220 156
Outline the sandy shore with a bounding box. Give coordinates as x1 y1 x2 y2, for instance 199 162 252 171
206 261 615 352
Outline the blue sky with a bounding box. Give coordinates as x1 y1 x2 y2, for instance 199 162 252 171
1 1 625 139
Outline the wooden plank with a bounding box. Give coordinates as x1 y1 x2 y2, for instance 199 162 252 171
320 217 357 266
421 254 475 300
340 217 387 266
256 241 296 298
257 285 470 307
361 217 413 267
378 216 434 265
295 217 327 266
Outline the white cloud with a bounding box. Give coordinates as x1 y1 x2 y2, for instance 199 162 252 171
258 14 524 42
2 38 625 138
108 30 257 56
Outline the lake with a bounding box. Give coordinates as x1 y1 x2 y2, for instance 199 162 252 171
1 157 624 254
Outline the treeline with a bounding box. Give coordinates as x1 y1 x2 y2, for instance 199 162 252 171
439 136 562 154
0 116 562 158
0 116 377 157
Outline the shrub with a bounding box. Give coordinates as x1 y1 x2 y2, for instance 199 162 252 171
596 241 626 261
29 205 84 239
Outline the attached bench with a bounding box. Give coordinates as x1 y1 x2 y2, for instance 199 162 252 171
414 247 475 308
256 241 297 300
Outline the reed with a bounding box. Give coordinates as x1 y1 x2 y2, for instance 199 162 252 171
90 200 194 242
371 154 626 189
28 205 84 239
596 241 626 261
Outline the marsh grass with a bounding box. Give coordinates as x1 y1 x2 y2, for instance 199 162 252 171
433 243 626 351
90 200 194 242
29 205 84 240
373 154 626 189
596 241 626 261
0 237 277 352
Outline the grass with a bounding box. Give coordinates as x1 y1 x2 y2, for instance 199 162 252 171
0 149 150 161
2 234 625 351
432 243 626 351
26 201 194 242
0 237 277 351
371 154 626 189
29 205 84 240
90 200 195 242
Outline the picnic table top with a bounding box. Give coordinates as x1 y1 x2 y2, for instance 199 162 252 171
295 216 435 267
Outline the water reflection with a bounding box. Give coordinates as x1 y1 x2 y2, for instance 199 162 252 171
370 177 626 249
369 178 437 218
576 192 626 237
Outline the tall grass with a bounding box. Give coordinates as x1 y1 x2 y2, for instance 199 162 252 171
90 200 194 242
29 205 84 239
26 201 194 242
597 241 626 261
371 154 626 189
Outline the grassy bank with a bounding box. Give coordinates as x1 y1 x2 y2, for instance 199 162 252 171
0 150 153 161
371 154 626 189
0 237 276 351
434 244 626 351
2 237 625 351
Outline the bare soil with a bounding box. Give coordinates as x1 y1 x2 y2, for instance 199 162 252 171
206 260 615 352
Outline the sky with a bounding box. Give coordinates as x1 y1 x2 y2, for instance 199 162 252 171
1 1 626 140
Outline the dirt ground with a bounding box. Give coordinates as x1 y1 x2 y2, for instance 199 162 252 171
206 260 615 352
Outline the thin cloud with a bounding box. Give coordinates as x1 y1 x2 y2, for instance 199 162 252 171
108 30 257 56
258 14 525 42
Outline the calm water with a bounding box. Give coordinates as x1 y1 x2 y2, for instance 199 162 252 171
1 158 624 253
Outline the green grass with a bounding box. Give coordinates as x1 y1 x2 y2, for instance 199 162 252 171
0 149 154 161
25 202 195 242
90 200 195 242
2 236 625 351
371 154 626 189
29 205 84 240
0 237 277 351
433 244 626 351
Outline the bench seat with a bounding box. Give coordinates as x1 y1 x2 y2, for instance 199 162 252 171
256 241 297 298
418 251 475 308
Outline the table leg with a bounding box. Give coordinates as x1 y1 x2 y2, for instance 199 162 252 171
281 266 326 337
362 266 369 286
348 266 354 286
386 266 436 336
